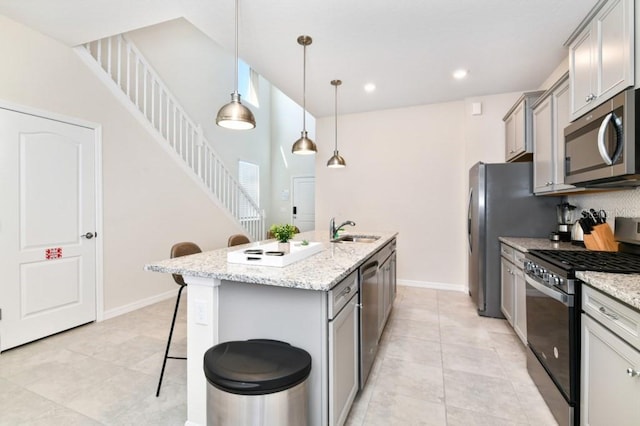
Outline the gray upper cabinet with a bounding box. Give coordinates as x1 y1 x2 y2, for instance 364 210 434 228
504 91 544 162
568 0 634 121
532 73 579 194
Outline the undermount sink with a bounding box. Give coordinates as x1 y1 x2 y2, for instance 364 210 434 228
332 235 381 243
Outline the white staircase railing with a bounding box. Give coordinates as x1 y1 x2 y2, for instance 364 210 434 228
78 34 265 241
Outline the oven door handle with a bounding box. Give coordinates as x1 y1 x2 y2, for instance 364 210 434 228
525 274 573 306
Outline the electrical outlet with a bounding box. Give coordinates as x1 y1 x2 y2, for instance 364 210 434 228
194 299 208 325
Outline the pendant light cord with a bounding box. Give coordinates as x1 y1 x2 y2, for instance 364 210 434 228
234 0 239 94
334 83 338 151
302 43 307 132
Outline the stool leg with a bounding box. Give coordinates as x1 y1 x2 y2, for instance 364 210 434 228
156 285 185 397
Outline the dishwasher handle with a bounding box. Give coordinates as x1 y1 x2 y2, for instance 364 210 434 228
360 261 379 279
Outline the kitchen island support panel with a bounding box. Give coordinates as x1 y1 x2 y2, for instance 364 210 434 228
219 282 328 425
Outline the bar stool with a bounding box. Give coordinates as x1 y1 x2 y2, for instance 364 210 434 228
156 241 202 397
227 234 250 246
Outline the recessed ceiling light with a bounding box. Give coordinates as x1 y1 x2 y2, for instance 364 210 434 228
364 83 376 92
453 69 468 80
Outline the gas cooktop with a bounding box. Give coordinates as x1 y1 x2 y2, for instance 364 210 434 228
528 249 640 274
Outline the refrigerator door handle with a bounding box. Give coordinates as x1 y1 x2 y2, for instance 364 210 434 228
467 188 473 253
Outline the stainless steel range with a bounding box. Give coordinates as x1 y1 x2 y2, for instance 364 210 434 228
524 217 640 426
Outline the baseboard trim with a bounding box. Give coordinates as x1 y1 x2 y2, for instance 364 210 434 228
397 279 467 293
102 289 178 320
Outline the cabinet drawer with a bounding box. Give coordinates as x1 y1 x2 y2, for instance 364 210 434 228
513 249 526 270
583 285 640 350
328 270 358 320
500 243 514 262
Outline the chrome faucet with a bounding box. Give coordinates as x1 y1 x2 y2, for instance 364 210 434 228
330 217 356 239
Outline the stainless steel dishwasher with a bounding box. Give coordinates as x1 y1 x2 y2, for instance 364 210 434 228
359 258 379 388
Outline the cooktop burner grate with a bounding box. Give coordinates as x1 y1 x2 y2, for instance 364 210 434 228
529 250 640 274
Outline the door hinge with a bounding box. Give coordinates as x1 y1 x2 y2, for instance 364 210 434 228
0 308 2 320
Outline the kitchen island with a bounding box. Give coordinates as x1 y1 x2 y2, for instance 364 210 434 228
145 230 397 426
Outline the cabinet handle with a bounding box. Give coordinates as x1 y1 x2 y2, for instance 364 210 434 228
585 93 596 102
627 368 639 378
599 306 619 320
339 286 352 298
546 181 553 186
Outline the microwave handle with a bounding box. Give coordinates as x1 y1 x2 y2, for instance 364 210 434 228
597 112 624 165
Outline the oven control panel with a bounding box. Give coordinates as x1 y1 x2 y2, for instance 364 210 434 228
524 260 573 294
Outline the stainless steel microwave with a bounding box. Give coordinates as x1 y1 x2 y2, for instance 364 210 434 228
564 87 640 187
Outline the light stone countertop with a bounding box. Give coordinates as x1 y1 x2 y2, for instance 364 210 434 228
144 230 398 291
499 237 640 312
498 237 585 253
577 271 640 312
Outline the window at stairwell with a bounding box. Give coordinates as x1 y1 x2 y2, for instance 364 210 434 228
238 59 259 108
238 160 260 219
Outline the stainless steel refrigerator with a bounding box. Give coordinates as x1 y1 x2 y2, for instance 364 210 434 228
468 162 560 318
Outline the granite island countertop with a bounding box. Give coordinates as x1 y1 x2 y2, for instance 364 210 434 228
144 230 397 291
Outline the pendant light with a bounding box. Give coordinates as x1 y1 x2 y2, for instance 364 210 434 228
292 35 317 154
327 79 346 168
216 0 256 130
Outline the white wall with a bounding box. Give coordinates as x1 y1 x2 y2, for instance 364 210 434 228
315 91 532 291
126 18 274 227
269 87 316 226
0 15 244 313
315 101 467 288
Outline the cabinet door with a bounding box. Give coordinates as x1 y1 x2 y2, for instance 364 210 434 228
500 258 514 325
513 269 527 344
513 102 526 156
596 0 634 102
569 26 594 118
533 95 553 193
552 79 570 188
581 314 640 426
505 112 516 160
329 296 359 426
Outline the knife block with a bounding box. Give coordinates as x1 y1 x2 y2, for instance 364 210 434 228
584 223 618 252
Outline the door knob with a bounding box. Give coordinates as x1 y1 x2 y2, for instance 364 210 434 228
81 232 96 239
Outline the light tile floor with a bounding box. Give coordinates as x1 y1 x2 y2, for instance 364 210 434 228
0 286 557 425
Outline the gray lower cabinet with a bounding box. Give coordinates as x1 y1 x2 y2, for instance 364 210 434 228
377 240 397 340
500 256 515 324
500 243 527 344
581 286 640 426
328 270 359 426
328 291 359 426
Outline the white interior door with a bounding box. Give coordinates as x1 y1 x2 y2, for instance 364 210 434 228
292 176 315 232
0 107 97 351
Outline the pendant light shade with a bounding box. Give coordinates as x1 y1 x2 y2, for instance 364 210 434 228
216 0 256 130
327 79 346 168
292 35 317 154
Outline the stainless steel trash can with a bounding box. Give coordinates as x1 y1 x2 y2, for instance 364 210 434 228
203 339 312 426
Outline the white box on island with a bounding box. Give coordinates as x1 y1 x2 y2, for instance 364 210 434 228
226 241 323 267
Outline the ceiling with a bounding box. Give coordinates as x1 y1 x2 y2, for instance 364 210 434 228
0 0 599 118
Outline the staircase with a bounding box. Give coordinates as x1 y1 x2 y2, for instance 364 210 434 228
76 34 265 241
